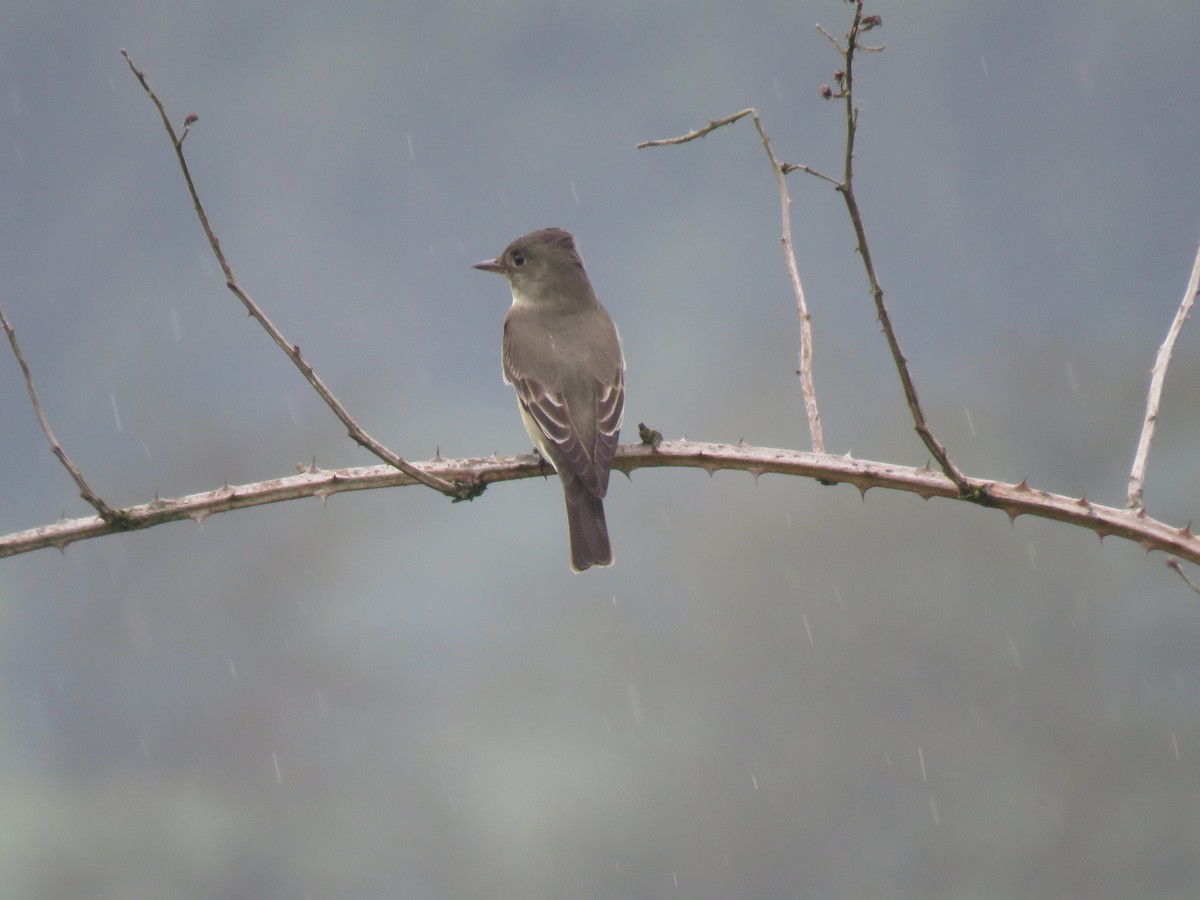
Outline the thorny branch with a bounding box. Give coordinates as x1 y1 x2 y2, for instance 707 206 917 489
3 12 1196 583
641 0 1200 581
636 5 970 495
120 50 469 500
4 441 1200 564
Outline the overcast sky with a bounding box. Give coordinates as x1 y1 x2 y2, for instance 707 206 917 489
3 2 1200 898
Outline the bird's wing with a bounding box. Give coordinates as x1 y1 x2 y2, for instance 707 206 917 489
590 366 624 490
508 365 623 500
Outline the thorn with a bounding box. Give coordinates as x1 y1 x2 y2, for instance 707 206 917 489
1136 507 1148 519
1178 521 1194 538
1094 529 1108 542
1013 478 1031 492
1076 496 1091 509
857 483 870 500
916 490 935 501
703 464 719 477
749 467 764 483
433 446 444 462
315 488 333 506
920 460 934 473
191 510 210 527
1006 508 1021 524
841 449 855 460
307 457 321 474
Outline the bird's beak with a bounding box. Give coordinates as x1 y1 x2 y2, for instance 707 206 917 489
472 258 506 274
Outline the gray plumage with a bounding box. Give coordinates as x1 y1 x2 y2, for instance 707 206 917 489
474 228 625 572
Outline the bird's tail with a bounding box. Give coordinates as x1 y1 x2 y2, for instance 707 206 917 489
564 488 613 573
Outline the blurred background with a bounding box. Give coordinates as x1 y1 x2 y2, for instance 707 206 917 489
3 2 1200 897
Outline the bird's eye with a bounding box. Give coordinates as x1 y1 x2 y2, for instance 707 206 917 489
511 251 526 267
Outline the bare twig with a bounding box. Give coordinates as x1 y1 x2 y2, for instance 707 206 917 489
1 307 133 527
4 442 1199 565
635 5 965 490
1166 558 1200 596
120 50 464 499
635 110 756 148
811 1 971 495
750 115 825 453
638 111 825 453
1126 240 1200 509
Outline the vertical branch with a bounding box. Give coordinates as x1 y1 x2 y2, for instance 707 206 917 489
1127 240 1200 509
819 2 972 495
750 116 825 453
637 110 825 453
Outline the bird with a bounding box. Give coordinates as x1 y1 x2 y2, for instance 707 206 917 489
473 228 625 572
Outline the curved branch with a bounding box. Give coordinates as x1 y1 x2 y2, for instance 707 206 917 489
3 441 1196 564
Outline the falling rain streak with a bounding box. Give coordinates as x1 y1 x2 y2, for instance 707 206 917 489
1065 360 1078 392
627 681 644 727
1007 635 1022 669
